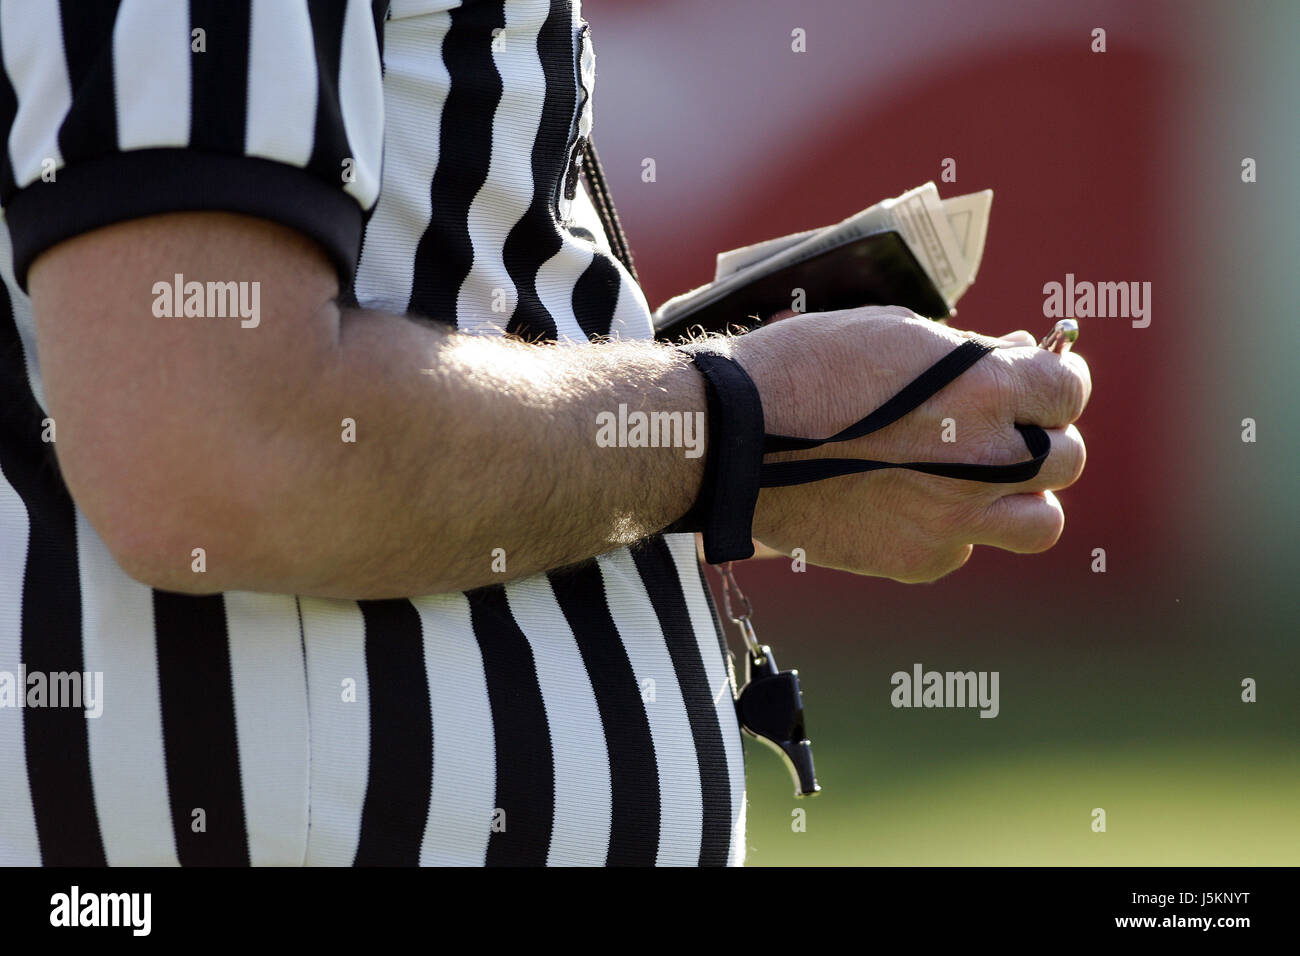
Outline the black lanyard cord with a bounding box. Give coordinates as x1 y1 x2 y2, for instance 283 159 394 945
671 339 1052 564
759 340 1051 488
580 140 640 286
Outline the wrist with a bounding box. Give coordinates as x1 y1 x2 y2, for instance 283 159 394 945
665 343 766 563
571 343 712 542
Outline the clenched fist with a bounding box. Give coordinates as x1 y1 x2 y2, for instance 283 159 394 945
726 306 1090 582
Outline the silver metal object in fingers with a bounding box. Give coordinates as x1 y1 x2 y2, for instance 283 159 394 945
1040 319 1079 353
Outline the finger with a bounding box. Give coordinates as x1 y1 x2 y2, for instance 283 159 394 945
949 326 1009 349
988 424 1086 496
971 490 1065 553
829 304 916 319
996 344 1092 427
872 305 921 319
949 325 1045 355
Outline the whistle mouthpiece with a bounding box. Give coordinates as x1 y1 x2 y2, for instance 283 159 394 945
1040 319 1079 354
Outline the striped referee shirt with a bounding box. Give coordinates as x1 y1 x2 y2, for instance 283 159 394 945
0 0 746 866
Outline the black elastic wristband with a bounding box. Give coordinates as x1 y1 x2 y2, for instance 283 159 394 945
662 348 765 563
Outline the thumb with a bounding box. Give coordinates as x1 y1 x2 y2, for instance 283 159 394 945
996 329 1036 347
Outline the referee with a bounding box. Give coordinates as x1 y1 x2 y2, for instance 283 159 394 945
0 0 1088 866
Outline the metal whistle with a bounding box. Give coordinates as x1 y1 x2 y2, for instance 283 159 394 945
1039 318 1079 354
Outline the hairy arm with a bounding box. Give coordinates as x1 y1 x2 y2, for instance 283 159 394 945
29 211 706 598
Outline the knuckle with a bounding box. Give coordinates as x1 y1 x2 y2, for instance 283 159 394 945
893 535 970 583
922 544 973 581
1059 356 1090 420
985 352 1025 420
981 352 1017 402
1055 425 1087 488
1065 375 1088 421
1023 349 1077 424
1068 427 1087 483
942 544 974 577
891 536 941 583
934 492 985 537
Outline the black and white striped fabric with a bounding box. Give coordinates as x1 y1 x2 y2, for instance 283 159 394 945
0 0 746 866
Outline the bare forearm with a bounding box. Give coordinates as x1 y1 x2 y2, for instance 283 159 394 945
30 213 707 598
139 307 706 598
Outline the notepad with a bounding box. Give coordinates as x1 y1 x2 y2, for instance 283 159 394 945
653 182 992 342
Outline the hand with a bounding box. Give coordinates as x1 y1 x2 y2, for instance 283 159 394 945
726 307 1090 582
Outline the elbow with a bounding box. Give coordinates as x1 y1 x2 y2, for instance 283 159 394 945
103 518 241 596
58 429 281 596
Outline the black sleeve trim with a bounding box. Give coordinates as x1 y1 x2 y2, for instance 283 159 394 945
5 148 365 293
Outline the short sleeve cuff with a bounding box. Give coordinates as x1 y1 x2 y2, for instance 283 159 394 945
5 148 365 293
